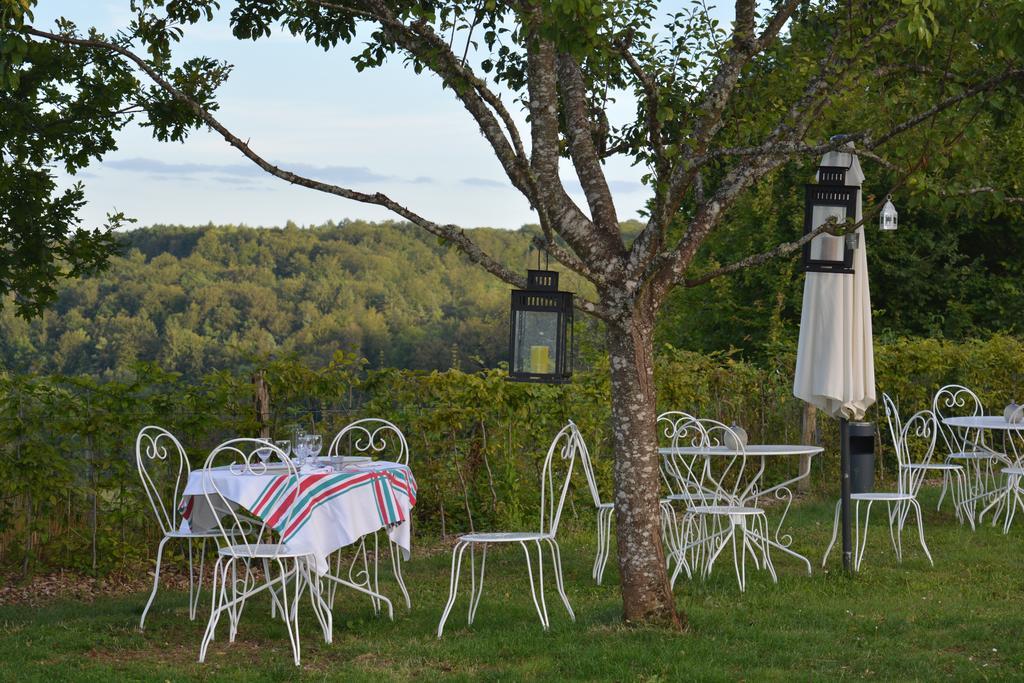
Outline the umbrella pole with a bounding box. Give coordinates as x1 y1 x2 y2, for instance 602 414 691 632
840 417 853 572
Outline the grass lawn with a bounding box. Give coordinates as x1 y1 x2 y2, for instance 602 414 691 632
2 487 1023 681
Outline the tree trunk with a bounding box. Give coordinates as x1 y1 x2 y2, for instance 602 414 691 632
607 313 684 629
252 371 271 439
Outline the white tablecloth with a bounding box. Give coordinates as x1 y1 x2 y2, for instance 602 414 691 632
180 460 417 574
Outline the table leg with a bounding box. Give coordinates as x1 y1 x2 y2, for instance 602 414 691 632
319 571 395 621
745 467 814 575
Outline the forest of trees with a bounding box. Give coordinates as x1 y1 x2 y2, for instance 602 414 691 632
1 197 1022 380
0 220 546 376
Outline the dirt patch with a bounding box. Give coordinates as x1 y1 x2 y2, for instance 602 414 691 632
0 566 196 607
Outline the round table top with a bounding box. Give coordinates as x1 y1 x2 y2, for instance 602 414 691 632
942 415 1024 430
658 444 824 457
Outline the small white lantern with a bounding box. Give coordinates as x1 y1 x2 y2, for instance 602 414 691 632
879 195 898 231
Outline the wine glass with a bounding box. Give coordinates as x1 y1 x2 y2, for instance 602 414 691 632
255 442 274 465
308 434 323 464
274 439 291 466
293 428 307 469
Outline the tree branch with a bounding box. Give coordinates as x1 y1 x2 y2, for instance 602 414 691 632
617 37 665 177
940 186 1024 205
627 0 802 283
307 0 535 202
19 26 613 313
555 52 621 235
522 20 619 282
682 210 874 289
870 67 1024 149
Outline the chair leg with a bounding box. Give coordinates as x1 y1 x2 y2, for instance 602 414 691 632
753 514 777 584
303 560 333 644
821 499 841 568
187 538 208 621
659 502 678 569
277 558 301 667
909 499 933 566
886 502 902 563
937 470 949 511
601 507 614 584
262 558 286 620
957 469 975 530
371 533 381 614
140 535 171 630
1003 474 1021 534
669 513 689 589
198 557 228 663
390 540 411 609
436 541 469 638
326 550 341 610
592 510 603 583
674 512 691 586
546 539 575 621
896 502 905 563
534 540 550 628
730 519 745 592
706 517 733 580
518 541 548 630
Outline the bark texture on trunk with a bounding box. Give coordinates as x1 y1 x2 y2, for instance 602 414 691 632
607 313 684 629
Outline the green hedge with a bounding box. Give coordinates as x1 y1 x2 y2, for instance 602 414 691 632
2 336 1022 574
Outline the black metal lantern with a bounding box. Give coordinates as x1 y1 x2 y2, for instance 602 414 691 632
508 269 573 383
802 163 859 274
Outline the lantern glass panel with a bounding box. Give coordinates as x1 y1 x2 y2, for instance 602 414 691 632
513 309 560 375
808 204 849 261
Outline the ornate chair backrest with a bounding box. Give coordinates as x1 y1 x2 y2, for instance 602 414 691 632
897 410 939 496
656 411 709 499
574 426 604 508
328 418 409 464
539 421 581 538
700 419 757 505
932 384 987 455
882 392 904 463
136 425 191 536
201 439 297 558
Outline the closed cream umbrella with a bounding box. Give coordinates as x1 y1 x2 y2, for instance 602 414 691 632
793 144 876 571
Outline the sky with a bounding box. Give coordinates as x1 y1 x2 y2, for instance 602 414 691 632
34 1 707 232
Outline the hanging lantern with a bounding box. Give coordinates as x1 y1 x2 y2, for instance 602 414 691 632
879 195 898 231
508 269 573 383
802 161 859 274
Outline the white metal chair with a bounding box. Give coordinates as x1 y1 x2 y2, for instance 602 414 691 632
575 429 615 585
437 421 580 637
198 439 331 667
577 422 685 586
822 410 935 571
325 418 411 611
977 423 1024 533
136 425 221 630
673 419 777 592
883 393 971 528
984 459 1024 534
932 384 1004 522
657 411 712 579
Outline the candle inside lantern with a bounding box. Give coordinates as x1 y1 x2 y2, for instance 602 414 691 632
530 345 550 374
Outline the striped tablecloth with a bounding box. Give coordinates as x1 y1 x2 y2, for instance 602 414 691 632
179 460 417 574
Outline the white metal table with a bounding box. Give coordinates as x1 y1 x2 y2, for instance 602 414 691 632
659 444 824 574
942 415 1024 531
